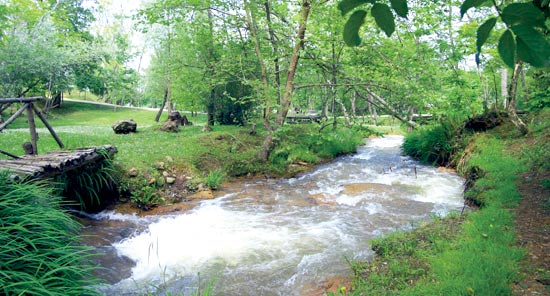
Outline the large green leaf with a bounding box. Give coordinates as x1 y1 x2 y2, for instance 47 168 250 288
338 0 375 16
371 3 395 37
390 0 408 18
343 10 368 46
501 3 546 27
460 0 490 18
476 17 497 52
498 29 516 68
513 25 550 67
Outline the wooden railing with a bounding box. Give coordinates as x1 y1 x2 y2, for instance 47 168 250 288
0 96 63 157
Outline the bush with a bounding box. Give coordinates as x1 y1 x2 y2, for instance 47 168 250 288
270 125 364 167
402 121 456 166
0 172 98 295
205 169 224 190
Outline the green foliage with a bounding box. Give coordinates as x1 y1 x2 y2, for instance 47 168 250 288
0 172 98 295
402 121 457 166
205 169 224 190
339 0 408 45
54 151 118 211
131 185 164 209
340 0 550 68
270 125 364 168
212 80 255 125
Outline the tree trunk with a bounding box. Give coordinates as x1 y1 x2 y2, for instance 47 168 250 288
356 87 416 128
501 68 508 109
155 86 169 122
245 0 272 131
507 61 528 136
258 0 312 161
264 1 282 106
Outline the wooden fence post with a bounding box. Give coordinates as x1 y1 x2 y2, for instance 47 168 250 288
26 103 38 155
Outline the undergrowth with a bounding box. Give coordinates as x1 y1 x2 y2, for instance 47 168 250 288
402 119 464 166
0 171 99 295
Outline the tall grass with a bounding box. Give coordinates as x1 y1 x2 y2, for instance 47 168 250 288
0 172 98 295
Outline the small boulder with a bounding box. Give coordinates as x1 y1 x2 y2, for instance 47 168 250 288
128 168 139 177
112 119 137 134
166 176 176 184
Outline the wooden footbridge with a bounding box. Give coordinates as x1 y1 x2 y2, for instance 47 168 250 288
0 145 117 180
0 97 116 180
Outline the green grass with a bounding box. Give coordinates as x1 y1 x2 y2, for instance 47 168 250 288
0 172 99 295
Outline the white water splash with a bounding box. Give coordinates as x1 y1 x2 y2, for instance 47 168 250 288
97 135 464 295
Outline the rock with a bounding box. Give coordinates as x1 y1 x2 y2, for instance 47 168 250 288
156 162 165 170
188 190 214 200
160 120 179 133
112 119 137 134
166 176 176 184
128 168 139 177
148 178 156 185
162 171 169 177
165 156 174 163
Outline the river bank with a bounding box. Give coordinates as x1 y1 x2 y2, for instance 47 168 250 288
344 109 550 295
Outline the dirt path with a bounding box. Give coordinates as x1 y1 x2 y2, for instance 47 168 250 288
513 170 550 295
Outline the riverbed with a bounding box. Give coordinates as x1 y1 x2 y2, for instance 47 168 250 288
82 135 464 295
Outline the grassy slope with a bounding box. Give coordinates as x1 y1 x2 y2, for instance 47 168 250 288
342 109 550 296
2 100 369 208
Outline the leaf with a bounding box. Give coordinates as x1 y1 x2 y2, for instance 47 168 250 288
498 29 516 68
501 3 546 28
343 10 368 46
476 17 497 52
390 0 408 18
512 25 550 67
338 0 375 16
371 3 395 37
460 0 490 18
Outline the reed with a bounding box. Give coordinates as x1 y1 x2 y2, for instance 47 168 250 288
0 172 99 295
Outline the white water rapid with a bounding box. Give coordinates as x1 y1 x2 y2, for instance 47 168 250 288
87 135 464 295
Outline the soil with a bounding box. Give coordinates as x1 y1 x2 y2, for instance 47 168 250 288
512 170 550 295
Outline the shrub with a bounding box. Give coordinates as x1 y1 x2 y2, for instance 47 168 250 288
402 121 456 166
0 172 98 295
205 169 224 190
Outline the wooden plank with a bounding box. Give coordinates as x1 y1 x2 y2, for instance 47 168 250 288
0 97 42 104
0 103 28 132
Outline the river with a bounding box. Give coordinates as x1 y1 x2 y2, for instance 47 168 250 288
82 135 464 295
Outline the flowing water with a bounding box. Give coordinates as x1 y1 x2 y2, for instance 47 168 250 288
82 135 464 295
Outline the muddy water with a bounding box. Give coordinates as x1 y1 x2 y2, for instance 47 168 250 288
83 135 464 295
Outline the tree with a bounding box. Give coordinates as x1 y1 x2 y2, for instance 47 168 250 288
339 0 550 135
